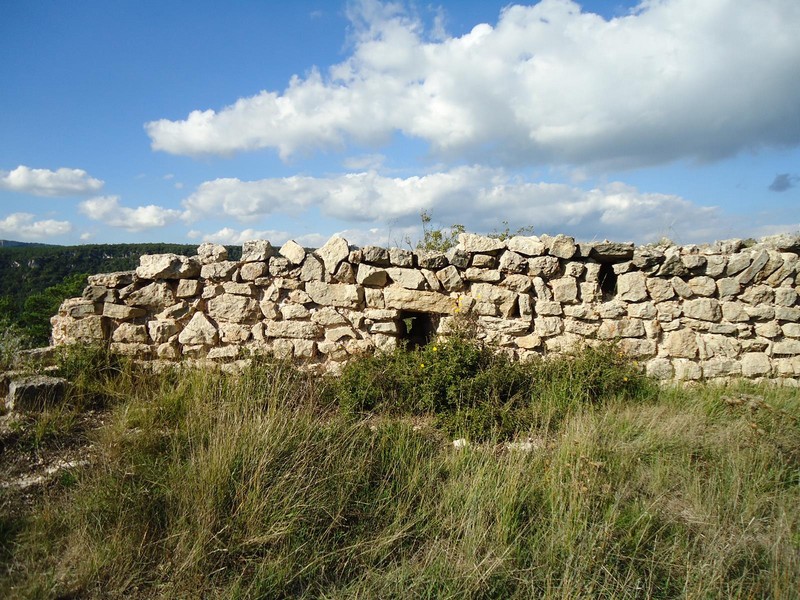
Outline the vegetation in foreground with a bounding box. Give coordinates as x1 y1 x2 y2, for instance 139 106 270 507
0 342 798 599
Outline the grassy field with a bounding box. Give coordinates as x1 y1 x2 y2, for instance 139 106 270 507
1 341 798 599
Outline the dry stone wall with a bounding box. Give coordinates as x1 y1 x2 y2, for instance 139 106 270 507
50 233 800 383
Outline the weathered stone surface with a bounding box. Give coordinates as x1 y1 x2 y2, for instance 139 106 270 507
458 233 505 254
499 251 527 273
241 240 273 262
383 288 454 314
551 277 578 304
148 319 179 343
688 276 716 297
137 253 200 280
269 257 292 277
646 358 674 379
279 240 306 264
280 303 310 320
445 247 469 269
316 236 350 274
702 358 741 378
535 300 562 316
681 254 707 271
125 282 175 310
465 268 502 283
697 334 740 359
683 298 722 322
299 254 325 282
305 281 364 309
239 262 268 281
741 353 772 376
356 264 389 287
361 246 390 266
773 339 800 355
597 318 645 339
589 241 634 262
389 247 414 267
197 242 228 264
716 277 740 299
421 269 441 292
645 278 674 302
783 323 800 338
208 294 260 323
88 271 135 288
670 277 693 299
201 261 238 281
507 236 545 257
176 279 201 298
417 251 448 270
533 316 563 337
542 234 577 259
736 249 770 285
616 272 648 302
775 287 798 307
178 312 218 346
386 267 426 290
83 285 115 303
663 329 698 358
111 323 148 343
266 321 322 339
657 251 689 277
775 306 800 322
436 265 465 292
528 256 560 278
223 282 256 296
725 252 751 276
6 375 69 412
471 254 497 268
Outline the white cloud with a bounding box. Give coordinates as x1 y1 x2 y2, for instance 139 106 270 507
79 196 183 232
0 213 72 239
0 165 104 196
181 166 723 243
146 0 800 168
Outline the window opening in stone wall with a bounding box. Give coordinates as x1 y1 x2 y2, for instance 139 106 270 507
398 311 438 349
598 263 618 300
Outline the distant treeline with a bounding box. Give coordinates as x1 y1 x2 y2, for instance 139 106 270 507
0 242 241 346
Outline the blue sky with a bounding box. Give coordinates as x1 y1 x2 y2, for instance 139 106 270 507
1 0 798 247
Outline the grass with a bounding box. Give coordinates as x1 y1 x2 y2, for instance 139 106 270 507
0 342 798 599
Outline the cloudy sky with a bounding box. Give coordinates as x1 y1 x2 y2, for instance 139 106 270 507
1 0 798 247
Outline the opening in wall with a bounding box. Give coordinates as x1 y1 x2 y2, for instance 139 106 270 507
598 263 618 300
397 311 438 349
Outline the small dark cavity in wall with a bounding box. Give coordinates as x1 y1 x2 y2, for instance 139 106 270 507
598 263 618 300
398 311 438 349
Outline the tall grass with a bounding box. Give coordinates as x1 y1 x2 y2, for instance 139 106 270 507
1 344 798 598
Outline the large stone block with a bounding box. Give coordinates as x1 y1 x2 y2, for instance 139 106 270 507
383 288 455 314
616 272 648 302
208 294 261 323
305 281 364 309
6 375 69 412
266 321 322 339
683 298 722 322
137 253 200 280
316 236 350 274
178 312 218 346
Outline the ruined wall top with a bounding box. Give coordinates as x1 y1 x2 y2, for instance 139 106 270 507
51 232 800 383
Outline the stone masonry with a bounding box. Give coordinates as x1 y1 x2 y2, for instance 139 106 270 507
50 233 800 383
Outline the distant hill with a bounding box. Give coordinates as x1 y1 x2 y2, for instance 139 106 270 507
0 239 55 248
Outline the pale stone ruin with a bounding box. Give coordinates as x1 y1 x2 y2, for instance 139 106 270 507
49 232 800 384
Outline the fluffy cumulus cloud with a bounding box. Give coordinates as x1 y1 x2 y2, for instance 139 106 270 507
0 165 104 196
146 0 800 169
79 196 183 232
0 213 72 239
182 166 721 243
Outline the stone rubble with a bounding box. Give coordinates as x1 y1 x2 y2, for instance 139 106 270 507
48 233 800 383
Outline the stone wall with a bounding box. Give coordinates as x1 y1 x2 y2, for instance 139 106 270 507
50 233 800 383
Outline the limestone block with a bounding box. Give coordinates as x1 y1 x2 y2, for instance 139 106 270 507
383 288 455 314
518 294 534 318
535 300 562 316
421 269 442 292
436 265 465 292
551 277 578 304
197 242 228 264
478 317 530 335
716 277 740 299
280 303 310 320
311 306 348 326
721 301 749 323
646 358 674 379
373 334 398 353
324 326 358 342
656 252 688 277
83 285 115 303
697 334 740 359
597 318 645 339
775 306 800 322
725 252 751 276
627 301 656 319
564 262 585 279
241 240 273 262
471 254 497 268
356 264 389 287
632 247 665 272
88 271 135 288
316 236 350 275
364 288 385 308
458 233 505 254
681 254 707 271
741 353 772 377
736 249 769 284
580 282 602 303
507 236 545 256
544 333 582 353
563 305 599 320
5 375 69 412
766 253 798 285
565 318 599 336
528 256 560 279
300 255 325 282
465 268 502 283
704 255 727 277
257 299 279 320
305 282 364 309
208 294 260 323
663 329 698 358
744 305 774 321
271 339 294 359
683 298 721 322
102 303 146 320
646 278 674 302
317 341 349 360
178 312 218 346
201 261 239 281
516 333 542 349
673 359 702 381
670 277 693 299
202 284 223 300
533 316 563 337
596 301 627 319
417 251 448 270
782 323 800 338
293 339 317 359
616 272 648 302
239 262 268 281
207 346 240 361
613 262 633 275
176 279 201 298
267 321 323 339
278 240 306 265
386 267 426 290
655 301 682 323
156 342 180 360
702 359 741 378
389 247 415 267
223 282 256 296
137 253 200 280
470 284 517 317
499 251 527 273
775 287 798 307
531 277 552 300
542 234 577 259
500 274 532 293
688 276 716 297
111 323 148 344
754 322 781 338
584 263 601 282
369 321 400 335
269 257 292 277
287 290 312 305
619 338 656 357
362 246 390 266
772 339 800 355
125 282 176 310
738 285 773 305
589 242 634 262
148 319 180 344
